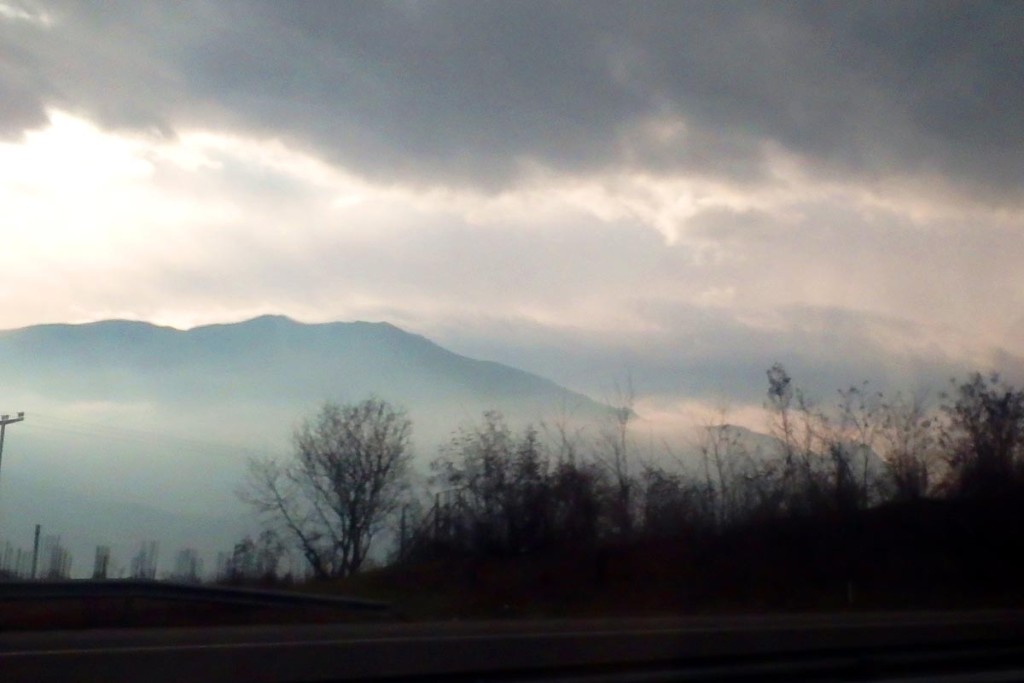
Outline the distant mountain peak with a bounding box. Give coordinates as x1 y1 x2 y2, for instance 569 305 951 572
0 314 612 432
239 313 296 325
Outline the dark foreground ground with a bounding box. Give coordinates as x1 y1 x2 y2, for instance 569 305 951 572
4 612 1024 683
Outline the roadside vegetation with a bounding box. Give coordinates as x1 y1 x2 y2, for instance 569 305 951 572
235 366 1024 616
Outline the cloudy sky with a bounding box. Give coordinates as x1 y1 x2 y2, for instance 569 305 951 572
2 0 1022 422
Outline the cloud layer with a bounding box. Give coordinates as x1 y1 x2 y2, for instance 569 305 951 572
5 2 1022 195
1 1 1022 424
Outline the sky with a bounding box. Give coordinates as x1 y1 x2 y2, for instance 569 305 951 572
1 0 1023 424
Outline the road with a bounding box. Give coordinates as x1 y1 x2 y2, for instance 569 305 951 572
3 612 1024 682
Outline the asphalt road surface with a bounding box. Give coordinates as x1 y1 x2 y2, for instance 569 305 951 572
4 612 1024 682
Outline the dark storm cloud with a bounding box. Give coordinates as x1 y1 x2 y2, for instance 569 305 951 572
2 1 1021 195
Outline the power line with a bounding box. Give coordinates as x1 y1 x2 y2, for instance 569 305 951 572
24 412 277 460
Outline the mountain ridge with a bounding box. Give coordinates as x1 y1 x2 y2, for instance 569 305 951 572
0 315 608 417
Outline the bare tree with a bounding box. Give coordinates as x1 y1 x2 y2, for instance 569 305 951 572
600 377 636 537
221 530 288 582
940 373 1024 498
641 463 702 537
243 398 412 579
430 412 557 556
828 383 885 511
876 391 938 501
765 363 823 513
765 366 884 515
692 413 767 528
548 458 604 548
540 400 588 466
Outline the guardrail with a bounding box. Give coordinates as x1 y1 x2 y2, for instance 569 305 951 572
0 579 391 614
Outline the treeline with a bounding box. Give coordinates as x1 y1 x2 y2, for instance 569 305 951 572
242 367 1024 608
403 367 1023 558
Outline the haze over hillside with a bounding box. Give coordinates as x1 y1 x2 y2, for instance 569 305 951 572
0 315 898 578
0 315 610 421
0 315 613 576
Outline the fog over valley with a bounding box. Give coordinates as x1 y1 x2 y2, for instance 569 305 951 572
1 2 1021 584
0 315 626 574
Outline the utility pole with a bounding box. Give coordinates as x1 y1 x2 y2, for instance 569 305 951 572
0 412 25 533
0 412 25 482
31 524 40 579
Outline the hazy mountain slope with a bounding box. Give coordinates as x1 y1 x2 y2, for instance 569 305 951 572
0 315 608 420
691 423 888 479
0 316 613 576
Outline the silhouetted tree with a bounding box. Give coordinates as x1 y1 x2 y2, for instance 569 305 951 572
424 411 622 558
827 384 884 512
765 367 883 515
876 391 938 500
171 547 203 583
765 363 820 513
548 458 604 548
641 464 702 537
693 417 777 527
243 398 412 578
941 373 1024 498
600 379 637 537
431 412 554 555
222 530 287 582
